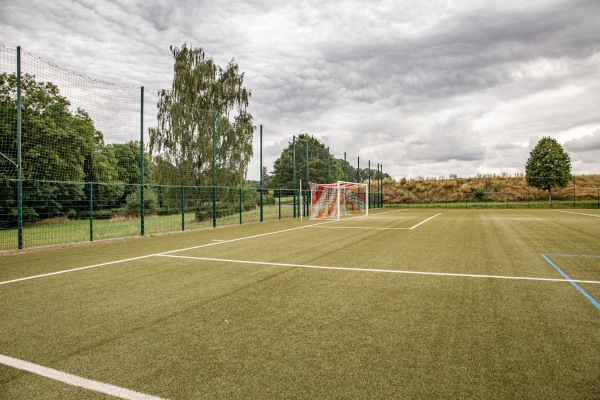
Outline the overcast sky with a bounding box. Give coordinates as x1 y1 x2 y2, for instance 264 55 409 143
2 0 599 179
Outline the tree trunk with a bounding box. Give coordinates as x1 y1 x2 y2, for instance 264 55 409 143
548 188 552 203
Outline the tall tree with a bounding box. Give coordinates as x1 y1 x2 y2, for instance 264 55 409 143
525 136 572 202
149 44 253 220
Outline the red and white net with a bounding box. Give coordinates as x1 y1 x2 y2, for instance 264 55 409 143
309 182 367 220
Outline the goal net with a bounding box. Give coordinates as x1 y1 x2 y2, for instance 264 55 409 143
309 181 368 220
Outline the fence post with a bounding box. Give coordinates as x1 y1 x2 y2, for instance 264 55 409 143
368 160 371 208
573 175 576 208
259 125 263 222
344 152 347 181
139 86 145 236
211 110 217 228
376 163 380 208
181 185 185 231
327 147 331 183
305 139 309 192
239 188 242 225
16 46 23 249
293 136 297 218
89 182 93 241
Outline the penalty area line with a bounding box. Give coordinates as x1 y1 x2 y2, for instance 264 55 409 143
410 213 441 229
0 354 165 400
156 254 600 285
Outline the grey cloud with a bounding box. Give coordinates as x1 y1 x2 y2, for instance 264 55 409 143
564 130 600 152
564 130 600 163
405 118 486 163
2 0 599 178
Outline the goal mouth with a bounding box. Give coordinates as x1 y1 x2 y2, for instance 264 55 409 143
309 181 369 220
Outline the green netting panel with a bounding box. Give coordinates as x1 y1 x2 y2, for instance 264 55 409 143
0 46 387 250
261 126 294 190
259 127 296 220
17 49 141 182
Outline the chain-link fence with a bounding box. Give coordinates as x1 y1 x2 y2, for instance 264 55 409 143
0 45 384 250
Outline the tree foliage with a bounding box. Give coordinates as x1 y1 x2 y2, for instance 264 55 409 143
525 136 572 201
0 73 122 222
149 44 253 189
268 134 391 189
270 134 343 189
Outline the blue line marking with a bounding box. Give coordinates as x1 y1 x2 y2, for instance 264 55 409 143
541 254 600 311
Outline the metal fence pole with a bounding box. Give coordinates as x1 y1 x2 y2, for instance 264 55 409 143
305 139 309 191
239 188 243 225
16 46 23 249
89 182 93 241
327 147 331 183
140 86 145 236
573 176 576 208
344 152 347 181
181 185 185 231
260 125 263 222
293 136 297 218
368 160 371 208
211 110 217 228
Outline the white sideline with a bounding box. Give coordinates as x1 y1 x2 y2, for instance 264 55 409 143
0 354 165 400
156 254 600 285
0 255 156 286
0 216 350 286
556 210 600 218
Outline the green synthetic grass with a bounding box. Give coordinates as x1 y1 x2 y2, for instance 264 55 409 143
0 209 599 399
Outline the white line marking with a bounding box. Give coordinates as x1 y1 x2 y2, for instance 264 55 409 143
0 255 156 286
310 226 412 230
556 210 600 218
156 217 358 256
0 217 353 286
156 254 600 285
0 354 165 400
410 213 441 229
309 213 442 231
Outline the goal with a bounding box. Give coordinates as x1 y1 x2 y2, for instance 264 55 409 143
309 181 369 220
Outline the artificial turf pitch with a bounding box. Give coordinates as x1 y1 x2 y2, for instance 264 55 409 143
0 209 599 399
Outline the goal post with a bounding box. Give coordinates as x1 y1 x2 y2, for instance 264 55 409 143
309 181 368 220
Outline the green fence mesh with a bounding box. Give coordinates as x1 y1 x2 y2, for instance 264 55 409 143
0 45 386 250
3 44 597 251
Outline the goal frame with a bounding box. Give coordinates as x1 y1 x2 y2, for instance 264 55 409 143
309 181 369 220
